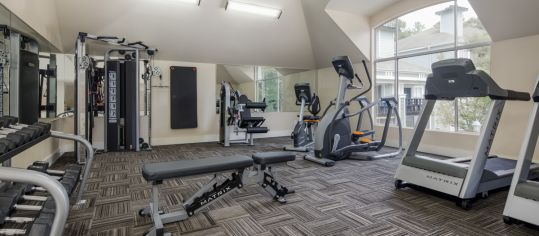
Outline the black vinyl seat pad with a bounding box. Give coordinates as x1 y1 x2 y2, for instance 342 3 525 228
252 152 295 165
142 155 253 182
242 117 265 122
303 115 320 121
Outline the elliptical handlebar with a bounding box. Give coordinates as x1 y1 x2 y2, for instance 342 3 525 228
348 60 372 103
308 94 321 116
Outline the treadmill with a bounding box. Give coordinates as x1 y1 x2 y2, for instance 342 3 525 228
503 77 539 225
394 58 539 210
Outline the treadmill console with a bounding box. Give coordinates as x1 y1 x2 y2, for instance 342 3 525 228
425 58 529 101
294 83 312 105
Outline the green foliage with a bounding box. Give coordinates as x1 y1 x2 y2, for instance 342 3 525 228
433 101 455 130
397 19 427 39
462 17 491 45
458 97 490 132
257 68 281 112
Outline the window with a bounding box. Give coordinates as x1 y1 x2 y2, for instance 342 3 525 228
256 67 281 112
374 0 491 132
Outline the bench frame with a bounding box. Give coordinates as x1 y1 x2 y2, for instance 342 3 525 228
141 162 293 236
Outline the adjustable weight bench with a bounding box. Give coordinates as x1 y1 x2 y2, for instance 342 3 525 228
140 152 295 236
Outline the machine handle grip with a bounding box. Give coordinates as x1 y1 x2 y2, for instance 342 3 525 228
128 41 149 49
505 90 530 101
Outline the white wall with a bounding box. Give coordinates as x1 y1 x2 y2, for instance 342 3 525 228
489 34 539 161
149 60 219 145
302 0 367 68
469 0 539 42
0 0 63 50
325 9 371 61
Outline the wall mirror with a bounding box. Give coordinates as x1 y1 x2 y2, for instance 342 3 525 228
216 64 317 113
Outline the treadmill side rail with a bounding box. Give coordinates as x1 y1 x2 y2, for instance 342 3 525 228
460 100 505 199
397 164 463 196
504 79 539 226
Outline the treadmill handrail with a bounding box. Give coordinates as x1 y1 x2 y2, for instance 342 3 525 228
498 90 531 101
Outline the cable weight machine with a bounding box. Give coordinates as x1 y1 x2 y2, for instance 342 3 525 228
75 33 158 160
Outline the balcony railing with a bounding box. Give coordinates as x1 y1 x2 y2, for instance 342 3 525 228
376 98 424 116
405 98 424 116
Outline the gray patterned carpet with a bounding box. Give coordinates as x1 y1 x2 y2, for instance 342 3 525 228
59 137 539 236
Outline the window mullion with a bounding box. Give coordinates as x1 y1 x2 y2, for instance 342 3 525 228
453 0 459 132
394 18 399 105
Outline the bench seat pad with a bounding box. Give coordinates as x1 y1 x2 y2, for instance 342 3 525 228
143 155 253 181
252 152 295 165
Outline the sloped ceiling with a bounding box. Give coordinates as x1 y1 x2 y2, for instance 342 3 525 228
302 0 368 68
223 65 255 83
327 0 399 16
470 0 539 41
53 0 316 69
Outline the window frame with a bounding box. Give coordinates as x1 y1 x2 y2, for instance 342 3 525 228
255 66 281 112
373 0 491 133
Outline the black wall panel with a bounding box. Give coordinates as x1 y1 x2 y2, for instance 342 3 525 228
19 50 39 125
170 66 197 129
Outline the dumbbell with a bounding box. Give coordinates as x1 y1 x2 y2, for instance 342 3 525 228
0 195 56 236
0 117 51 144
0 116 51 136
28 162 81 195
0 184 47 203
30 162 81 177
0 119 36 139
0 129 32 145
27 212 53 236
0 134 24 155
24 198 56 236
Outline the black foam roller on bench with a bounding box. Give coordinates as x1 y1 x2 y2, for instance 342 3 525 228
246 127 269 133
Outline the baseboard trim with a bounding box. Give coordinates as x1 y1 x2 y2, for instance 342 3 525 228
42 148 64 164
151 130 291 146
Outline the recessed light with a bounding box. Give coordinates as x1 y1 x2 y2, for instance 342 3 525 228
226 0 282 19
177 0 200 6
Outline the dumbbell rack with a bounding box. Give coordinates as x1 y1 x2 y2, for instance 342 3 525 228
0 131 68 236
0 134 49 163
0 167 69 236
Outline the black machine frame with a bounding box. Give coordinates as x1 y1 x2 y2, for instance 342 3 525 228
74 33 158 160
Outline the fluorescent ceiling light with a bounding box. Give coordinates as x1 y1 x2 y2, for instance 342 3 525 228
177 0 200 5
226 0 282 19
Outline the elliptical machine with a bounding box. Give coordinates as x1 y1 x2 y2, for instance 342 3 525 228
284 83 321 152
304 56 402 166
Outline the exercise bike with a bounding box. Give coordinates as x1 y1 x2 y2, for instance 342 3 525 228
284 83 321 152
304 56 403 166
